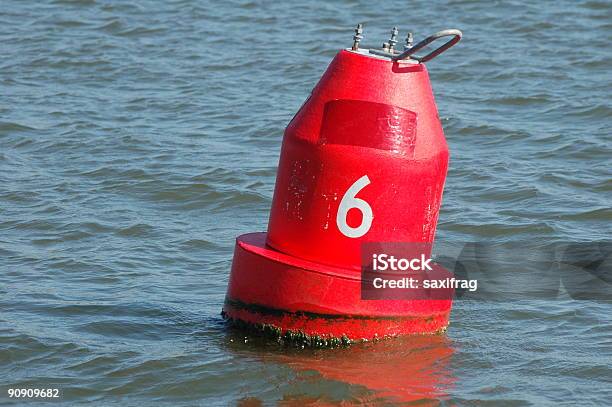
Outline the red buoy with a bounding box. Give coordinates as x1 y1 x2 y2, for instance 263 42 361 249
223 26 462 344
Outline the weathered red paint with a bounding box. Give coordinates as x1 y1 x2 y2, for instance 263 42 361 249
223 48 452 340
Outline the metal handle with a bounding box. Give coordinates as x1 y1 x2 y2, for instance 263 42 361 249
392 29 462 63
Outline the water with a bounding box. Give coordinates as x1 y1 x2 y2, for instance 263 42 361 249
1 0 610 405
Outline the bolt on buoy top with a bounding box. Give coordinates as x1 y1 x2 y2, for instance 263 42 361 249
388 26 399 52
404 31 414 50
352 23 363 51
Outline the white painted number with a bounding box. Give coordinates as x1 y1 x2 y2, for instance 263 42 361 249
336 175 373 238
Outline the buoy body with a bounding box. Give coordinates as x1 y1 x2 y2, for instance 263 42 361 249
223 48 452 342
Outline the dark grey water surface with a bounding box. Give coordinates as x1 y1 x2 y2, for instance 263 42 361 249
1 0 611 405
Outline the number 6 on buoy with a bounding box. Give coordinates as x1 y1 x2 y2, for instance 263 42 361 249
336 175 373 238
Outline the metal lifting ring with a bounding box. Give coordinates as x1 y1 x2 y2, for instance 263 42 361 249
392 29 462 63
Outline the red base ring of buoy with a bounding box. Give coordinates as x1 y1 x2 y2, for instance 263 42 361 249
223 233 451 341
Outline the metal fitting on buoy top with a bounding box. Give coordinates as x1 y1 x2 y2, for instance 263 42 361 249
404 31 414 50
351 23 363 51
222 24 462 346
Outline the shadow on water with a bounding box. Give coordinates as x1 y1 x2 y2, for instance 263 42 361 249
222 322 456 405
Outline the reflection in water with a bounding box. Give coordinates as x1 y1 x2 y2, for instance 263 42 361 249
227 329 455 405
